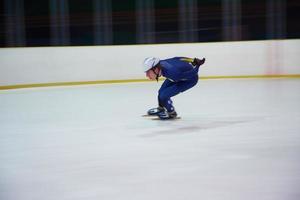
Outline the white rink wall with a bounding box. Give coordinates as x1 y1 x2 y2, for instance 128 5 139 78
0 39 299 86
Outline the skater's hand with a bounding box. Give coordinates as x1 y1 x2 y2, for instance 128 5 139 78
192 58 205 67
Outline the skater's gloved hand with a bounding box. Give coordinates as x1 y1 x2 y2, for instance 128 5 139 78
192 58 205 67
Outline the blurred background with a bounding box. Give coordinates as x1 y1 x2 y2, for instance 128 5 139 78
0 0 299 47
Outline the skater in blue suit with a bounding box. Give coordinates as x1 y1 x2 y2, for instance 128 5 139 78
143 56 205 119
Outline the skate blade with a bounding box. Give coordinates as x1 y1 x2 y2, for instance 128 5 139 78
142 114 157 117
151 117 181 120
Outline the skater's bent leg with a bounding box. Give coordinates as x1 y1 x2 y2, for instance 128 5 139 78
176 76 198 93
158 79 176 109
158 85 179 112
158 77 198 112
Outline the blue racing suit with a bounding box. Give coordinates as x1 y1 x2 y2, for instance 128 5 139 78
158 57 200 112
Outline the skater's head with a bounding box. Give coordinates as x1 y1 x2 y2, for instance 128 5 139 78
143 57 160 72
143 57 161 81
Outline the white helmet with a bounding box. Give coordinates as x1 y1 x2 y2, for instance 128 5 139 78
143 57 160 72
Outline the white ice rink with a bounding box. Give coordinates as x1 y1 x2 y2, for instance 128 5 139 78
0 78 300 200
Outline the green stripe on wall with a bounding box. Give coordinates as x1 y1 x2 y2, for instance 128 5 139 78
0 74 300 90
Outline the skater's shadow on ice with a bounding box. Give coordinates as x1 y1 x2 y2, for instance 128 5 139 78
141 116 263 137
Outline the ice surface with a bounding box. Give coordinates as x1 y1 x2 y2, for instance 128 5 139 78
0 78 300 200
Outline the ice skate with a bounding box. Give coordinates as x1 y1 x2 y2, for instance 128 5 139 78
147 106 165 116
157 110 179 120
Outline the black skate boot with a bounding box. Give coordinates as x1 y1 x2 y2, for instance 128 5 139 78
147 106 165 116
158 110 178 120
